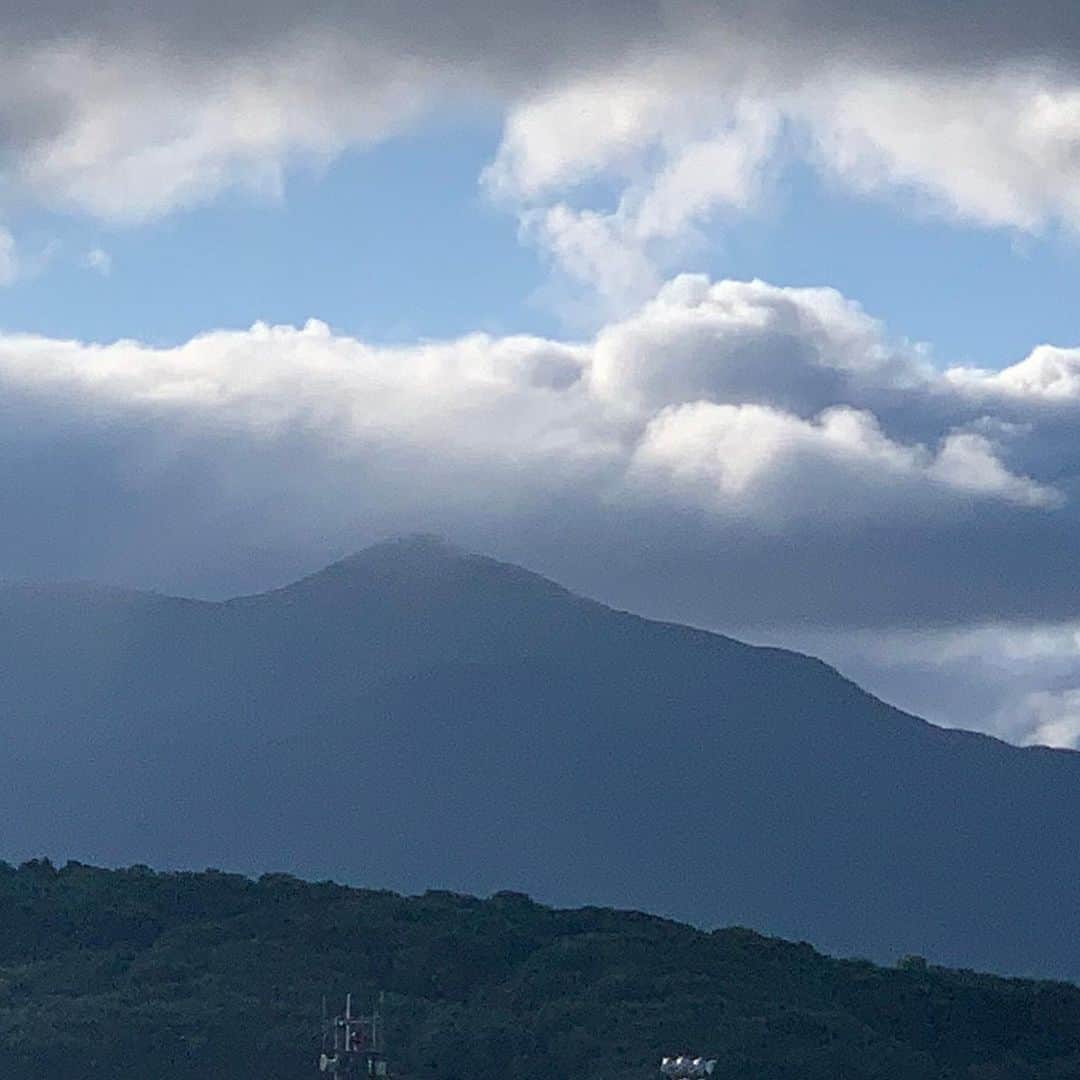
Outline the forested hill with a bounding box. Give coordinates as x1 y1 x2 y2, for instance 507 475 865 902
1 861 1078 1080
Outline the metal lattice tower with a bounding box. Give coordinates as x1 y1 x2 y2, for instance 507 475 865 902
318 993 390 1078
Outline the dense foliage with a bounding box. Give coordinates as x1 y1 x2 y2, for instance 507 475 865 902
0 861 1078 1079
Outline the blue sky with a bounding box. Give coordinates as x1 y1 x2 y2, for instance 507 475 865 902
2 119 1077 375
0 121 544 346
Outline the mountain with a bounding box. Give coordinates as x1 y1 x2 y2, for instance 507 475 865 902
1 535 1078 979
3 860 1080 1080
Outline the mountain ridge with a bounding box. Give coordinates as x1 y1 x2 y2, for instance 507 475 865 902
1 533 1069 757
0 535 1004 746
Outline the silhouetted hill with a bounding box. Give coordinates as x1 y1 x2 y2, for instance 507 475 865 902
2 860 1079 1080
1 536 1078 979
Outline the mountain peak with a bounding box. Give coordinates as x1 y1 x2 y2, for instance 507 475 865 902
259 534 575 609
333 532 465 569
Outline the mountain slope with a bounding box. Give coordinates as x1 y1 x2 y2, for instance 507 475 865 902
2 860 1080 1080
1 535 1077 979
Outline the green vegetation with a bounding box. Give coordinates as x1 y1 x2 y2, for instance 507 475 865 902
1 859 1078 1079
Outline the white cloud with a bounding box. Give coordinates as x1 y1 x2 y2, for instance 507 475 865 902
484 53 1080 313
0 274 1066 538
525 204 665 319
526 104 781 314
739 620 1080 749
928 432 1063 508
82 248 112 276
0 3 1076 263
484 75 783 315
0 33 445 223
631 403 1058 520
1018 689 1080 748
947 346 1080 402
631 109 778 239
806 69 1080 232
587 276 931 415
482 75 680 202
491 78 786 311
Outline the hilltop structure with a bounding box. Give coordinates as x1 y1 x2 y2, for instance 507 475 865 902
660 1057 717 1079
318 995 389 1078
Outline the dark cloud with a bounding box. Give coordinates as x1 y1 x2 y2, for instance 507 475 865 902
7 1 1080 69
0 0 1077 226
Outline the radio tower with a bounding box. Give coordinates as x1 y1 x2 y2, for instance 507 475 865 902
318 993 390 1078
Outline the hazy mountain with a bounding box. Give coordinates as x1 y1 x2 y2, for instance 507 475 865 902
4 860 1080 1080
2 535 1077 979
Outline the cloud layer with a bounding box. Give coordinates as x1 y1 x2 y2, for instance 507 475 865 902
1 276 1077 640
768 620 1080 750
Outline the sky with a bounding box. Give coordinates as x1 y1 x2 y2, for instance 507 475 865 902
1 0 1080 748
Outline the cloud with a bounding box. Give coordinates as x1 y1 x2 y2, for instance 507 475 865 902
495 63 1080 310
0 1 1074 256
0 274 1075 625
746 621 1080 749
0 279 1055 516
486 75 788 311
1017 689 1080 748
947 346 1080 401
474 19 1080 311
631 403 1060 520
0 3 673 223
804 69 1080 231
512 101 781 314
0 34 441 223
587 276 932 415
82 248 112 276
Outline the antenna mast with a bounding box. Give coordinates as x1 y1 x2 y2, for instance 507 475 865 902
318 993 390 1078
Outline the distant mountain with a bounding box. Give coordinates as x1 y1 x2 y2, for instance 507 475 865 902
3 860 1080 1080
1 535 1077 979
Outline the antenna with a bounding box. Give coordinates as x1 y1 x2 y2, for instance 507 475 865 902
318 993 390 1077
